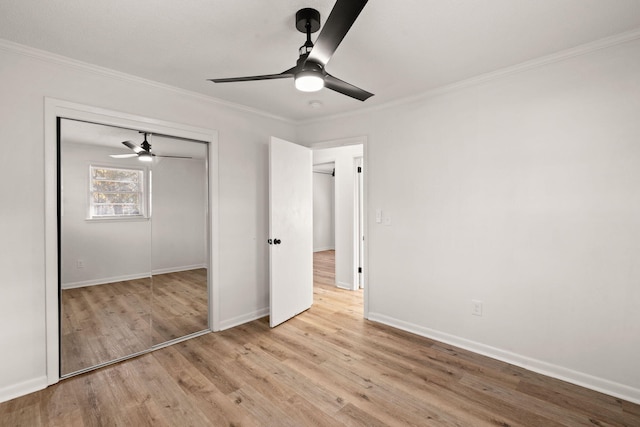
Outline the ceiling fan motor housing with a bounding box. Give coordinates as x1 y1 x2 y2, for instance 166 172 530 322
296 8 321 33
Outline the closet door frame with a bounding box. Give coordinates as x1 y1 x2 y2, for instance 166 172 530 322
44 98 220 385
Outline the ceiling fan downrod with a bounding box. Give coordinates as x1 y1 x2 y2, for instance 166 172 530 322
140 133 152 152
297 8 320 57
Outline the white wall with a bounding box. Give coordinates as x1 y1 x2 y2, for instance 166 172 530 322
313 172 335 252
0 42 295 402
297 38 640 403
314 145 363 290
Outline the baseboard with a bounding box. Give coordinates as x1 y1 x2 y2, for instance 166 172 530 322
313 246 335 252
0 376 47 404
62 273 150 289
219 307 269 331
61 265 207 289
152 264 207 275
337 281 355 291
367 312 640 405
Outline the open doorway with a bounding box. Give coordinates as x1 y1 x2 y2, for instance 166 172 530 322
312 141 365 313
312 161 336 253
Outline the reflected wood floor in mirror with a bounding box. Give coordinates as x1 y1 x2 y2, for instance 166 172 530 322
3 251 639 425
61 277 152 375
61 269 208 375
151 268 208 344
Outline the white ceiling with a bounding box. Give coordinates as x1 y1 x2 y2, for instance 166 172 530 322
61 119 208 159
2 1 640 121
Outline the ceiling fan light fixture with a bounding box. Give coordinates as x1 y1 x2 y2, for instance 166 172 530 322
138 151 153 162
295 71 324 92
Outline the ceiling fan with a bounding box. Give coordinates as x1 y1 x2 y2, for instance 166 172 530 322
208 0 373 101
109 133 192 162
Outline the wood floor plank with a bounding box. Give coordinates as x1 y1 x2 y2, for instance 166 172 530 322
151 345 261 427
2 250 639 426
170 336 242 395
460 372 601 426
115 354 212 426
515 379 628 426
334 402 392 427
228 384 299 427
249 351 347 417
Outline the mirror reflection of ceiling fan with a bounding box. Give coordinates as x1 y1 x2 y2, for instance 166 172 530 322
208 0 373 101
109 133 192 162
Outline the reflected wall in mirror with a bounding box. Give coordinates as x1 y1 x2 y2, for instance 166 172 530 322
59 119 209 376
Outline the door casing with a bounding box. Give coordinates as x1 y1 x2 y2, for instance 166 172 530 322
310 136 368 317
44 98 219 385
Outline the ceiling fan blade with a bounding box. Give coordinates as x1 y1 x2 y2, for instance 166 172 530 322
307 0 368 67
155 155 193 159
109 153 138 158
122 140 143 153
324 74 374 101
209 68 296 83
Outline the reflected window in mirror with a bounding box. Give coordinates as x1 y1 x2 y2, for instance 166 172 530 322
88 164 150 219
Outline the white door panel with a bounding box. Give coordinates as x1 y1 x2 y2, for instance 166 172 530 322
269 137 313 327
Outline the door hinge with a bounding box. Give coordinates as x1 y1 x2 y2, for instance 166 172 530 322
357 166 362 173
358 267 362 273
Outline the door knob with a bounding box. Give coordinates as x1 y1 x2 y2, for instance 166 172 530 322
268 239 273 245
274 238 281 245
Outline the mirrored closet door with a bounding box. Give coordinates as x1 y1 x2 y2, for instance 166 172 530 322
59 119 209 376
148 133 209 345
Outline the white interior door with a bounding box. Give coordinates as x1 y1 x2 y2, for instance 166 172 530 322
269 136 313 327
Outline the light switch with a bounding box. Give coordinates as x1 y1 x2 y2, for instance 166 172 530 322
376 209 382 223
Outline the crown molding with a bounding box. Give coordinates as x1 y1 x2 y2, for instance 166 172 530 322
0 38 295 125
3 26 640 127
297 27 640 126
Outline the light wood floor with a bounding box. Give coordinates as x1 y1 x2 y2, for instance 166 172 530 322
3 251 639 426
61 269 208 375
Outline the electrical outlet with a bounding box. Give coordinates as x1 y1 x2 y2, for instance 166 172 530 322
76 259 85 269
472 300 483 316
